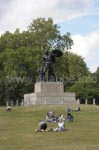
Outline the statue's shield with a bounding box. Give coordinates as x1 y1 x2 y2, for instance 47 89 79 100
52 49 63 57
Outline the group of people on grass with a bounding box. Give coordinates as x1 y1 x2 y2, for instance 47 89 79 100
45 110 74 123
35 107 80 132
35 118 65 132
5 105 80 132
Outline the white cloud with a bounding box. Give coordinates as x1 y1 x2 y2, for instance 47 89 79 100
0 0 94 34
90 64 99 72
71 30 99 72
71 35 89 57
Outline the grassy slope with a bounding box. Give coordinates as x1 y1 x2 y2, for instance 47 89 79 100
0 105 99 150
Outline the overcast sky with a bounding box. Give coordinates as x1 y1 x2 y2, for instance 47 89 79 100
0 0 99 72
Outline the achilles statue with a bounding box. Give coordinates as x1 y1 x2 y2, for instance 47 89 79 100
39 50 63 82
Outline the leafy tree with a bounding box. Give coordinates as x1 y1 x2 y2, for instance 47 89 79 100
54 52 89 90
69 73 99 104
28 18 60 50
0 31 13 52
28 18 73 51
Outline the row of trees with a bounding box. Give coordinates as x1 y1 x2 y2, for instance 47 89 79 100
0 18 99 105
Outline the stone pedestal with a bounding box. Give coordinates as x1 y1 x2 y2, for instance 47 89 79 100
24 82 76 106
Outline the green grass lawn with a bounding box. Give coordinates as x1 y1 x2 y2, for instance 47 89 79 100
0 105 99 150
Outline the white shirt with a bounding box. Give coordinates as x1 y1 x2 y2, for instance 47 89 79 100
58 122 65 131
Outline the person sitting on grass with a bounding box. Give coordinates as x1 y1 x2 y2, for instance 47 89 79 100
74 107 81 112
6 106 12 112
45 111 57 122
66 113 74 122
57 114 65 122
48 111 55 118
66 108 73 113
46 112 53 122
35 120 47 132
53 119 65 132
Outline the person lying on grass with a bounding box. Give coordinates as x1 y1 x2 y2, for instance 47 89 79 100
35 120 47 132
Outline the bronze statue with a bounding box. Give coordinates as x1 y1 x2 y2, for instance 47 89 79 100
39 50 63 82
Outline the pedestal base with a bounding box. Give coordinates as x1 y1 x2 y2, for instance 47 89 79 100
24 82 76 105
